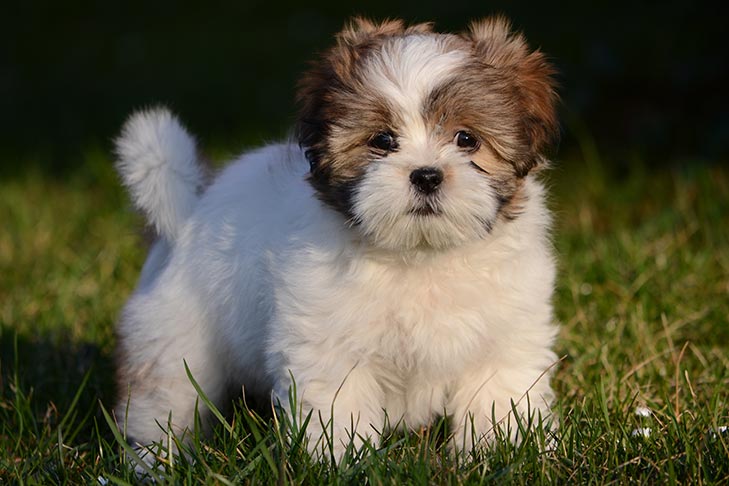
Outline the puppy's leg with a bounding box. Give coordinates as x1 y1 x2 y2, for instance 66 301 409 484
274 364 385 462
448 363 555 454
115 294 227 472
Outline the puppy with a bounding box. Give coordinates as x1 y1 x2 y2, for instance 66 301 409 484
114 16 560 466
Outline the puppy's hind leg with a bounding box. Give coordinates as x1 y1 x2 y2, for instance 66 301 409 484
114 293 228 472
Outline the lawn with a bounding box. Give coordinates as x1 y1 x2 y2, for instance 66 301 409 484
1 142 727 484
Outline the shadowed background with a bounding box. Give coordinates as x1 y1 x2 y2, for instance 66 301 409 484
2 0 727 174
2 1 729 481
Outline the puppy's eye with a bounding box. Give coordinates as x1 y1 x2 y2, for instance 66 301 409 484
369 132 398 152
454 131 479 151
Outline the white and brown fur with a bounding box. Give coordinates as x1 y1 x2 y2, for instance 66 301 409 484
113 16 560 468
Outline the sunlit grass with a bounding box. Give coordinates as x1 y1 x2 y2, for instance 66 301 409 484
1 147 727 483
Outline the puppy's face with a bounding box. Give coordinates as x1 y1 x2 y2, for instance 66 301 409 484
297 17 558 250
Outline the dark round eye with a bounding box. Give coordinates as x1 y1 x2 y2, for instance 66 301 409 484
369 131 398 152
455 131 479 150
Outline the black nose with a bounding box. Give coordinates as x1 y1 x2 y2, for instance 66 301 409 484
409 167 443 194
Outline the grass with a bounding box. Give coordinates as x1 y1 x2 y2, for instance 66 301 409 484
1 142 728 484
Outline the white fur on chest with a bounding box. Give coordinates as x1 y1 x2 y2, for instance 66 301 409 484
269 242 550 375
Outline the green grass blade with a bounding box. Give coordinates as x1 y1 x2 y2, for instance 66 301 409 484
98 401 163 483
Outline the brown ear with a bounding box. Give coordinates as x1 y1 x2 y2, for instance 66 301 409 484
466 16 559 167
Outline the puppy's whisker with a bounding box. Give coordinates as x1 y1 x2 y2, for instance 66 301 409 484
470 161 491 175
345 215 362 228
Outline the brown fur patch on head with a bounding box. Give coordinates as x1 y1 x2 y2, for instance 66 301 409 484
422 61 529 220
463 16 559 176
336 17 433 53
295 18 434 216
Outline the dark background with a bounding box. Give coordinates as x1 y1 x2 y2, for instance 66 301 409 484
2 0 727 174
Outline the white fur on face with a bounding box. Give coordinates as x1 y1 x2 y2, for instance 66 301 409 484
353 142 500 250
344 37 501 249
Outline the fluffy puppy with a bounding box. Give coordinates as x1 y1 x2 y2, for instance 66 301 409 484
114 16 560 466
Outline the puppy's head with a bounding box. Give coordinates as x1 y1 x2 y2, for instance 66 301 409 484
297 17 558 250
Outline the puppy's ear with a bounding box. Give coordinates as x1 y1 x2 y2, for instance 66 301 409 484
465 16 559 172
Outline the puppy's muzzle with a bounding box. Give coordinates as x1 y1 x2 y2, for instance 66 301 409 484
410 167 443 194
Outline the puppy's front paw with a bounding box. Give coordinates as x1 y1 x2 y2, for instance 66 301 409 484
273 376 383 464
123 438 170 482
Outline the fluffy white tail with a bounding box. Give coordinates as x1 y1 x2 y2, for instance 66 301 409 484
115 108 205 242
